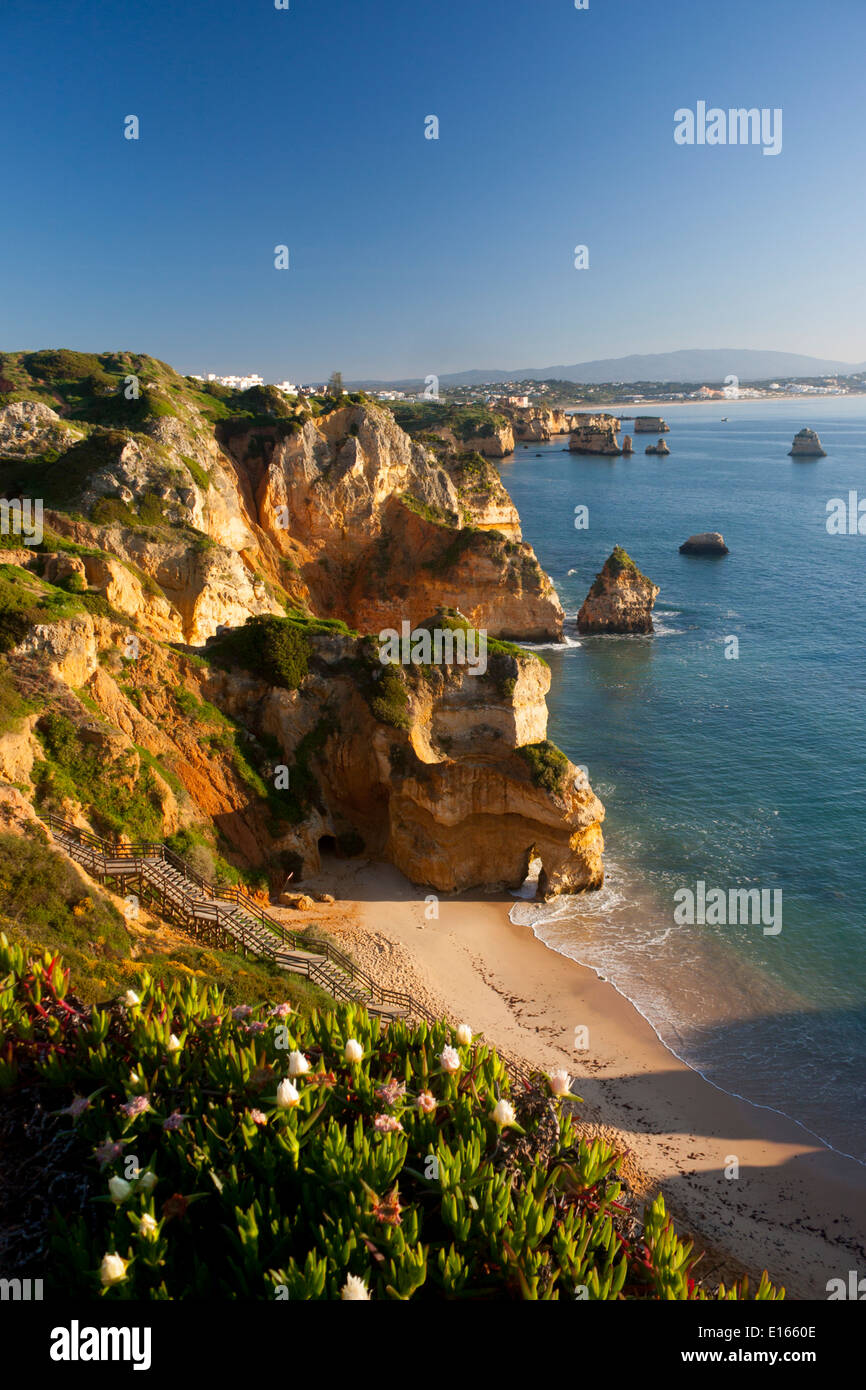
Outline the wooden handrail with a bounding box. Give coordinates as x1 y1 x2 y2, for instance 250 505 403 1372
45 813 441 1031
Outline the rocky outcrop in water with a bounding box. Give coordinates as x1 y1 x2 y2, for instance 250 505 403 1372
634 416 670 433
577 547 659 634
645 439 670 455
568 414 622 456
679 532 729 555
789 428 826 457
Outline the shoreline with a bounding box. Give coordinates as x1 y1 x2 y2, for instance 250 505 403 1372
558 393 862 415
277 859 866 1300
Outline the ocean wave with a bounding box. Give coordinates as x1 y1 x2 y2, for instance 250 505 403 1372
508 873 865 1166
520 635 582 651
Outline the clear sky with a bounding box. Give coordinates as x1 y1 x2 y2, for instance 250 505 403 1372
3 0 865 381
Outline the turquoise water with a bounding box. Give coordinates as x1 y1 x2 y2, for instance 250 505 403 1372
500 398 866 1160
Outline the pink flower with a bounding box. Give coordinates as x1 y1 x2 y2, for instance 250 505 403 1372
246 1020 267 1035
373 1114 403 1134
201 1014 223 1029
248 1109 268 1125
269 1002 293 1019
439 1045 461 1074
94 1137 124 1168
375 1080 406 1107
231 1004 253 1021
120 1095 151 1120
61 1095 90 1119
415 1090 436 1114
163 1110 186 1131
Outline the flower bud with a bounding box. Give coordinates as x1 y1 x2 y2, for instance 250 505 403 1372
276 1078 300 1108
492 1098 516 1127
100 1253 128 1286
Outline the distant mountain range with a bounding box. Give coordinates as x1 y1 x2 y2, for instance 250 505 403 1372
351 348 865 391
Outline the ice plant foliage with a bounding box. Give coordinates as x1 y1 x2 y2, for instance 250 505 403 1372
0 934 783 1301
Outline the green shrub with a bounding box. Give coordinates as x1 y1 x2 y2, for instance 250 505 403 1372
208 615 311 690
517 740 570 795
0 938 783 1301
21 349 105 383
32 711 165 840
370 665 410 729
0 660 39 731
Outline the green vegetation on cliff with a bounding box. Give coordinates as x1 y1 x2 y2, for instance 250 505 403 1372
0 830 329 1012
0 936 782 1301
518 740 570 795
389 400 508 443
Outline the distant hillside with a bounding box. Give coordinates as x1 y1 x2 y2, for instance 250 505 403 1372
352 348 864 391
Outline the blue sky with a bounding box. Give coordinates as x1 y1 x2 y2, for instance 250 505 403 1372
3 0 865 381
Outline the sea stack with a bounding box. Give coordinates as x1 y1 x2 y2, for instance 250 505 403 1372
789 428 826 457
645 438 670 455
622 434 634 454
568 414 622 455
577 546 659 634
679 532 729 556
633 415 670 433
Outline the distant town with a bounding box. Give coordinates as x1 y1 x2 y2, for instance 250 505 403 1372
190 368 866 411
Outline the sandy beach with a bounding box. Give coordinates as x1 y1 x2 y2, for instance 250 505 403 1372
276 859 866 1300
562 394 857 415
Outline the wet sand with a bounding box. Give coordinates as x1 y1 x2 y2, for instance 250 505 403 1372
276 858 866 1300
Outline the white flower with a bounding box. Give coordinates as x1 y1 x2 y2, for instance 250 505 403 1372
287 1050 309 1077
344 1039 364 1063
139 1213 158 1239
108 1176 133 1204
439 1046 461 1074
100 1253 128 1286
166 1033 182 1053
135 1170 157 1194
456 1023 473 1046
123 990 140 1007
276 1078 300 1109
340 1273 371 1300
492 1098 516 1127
549 1069 571 1098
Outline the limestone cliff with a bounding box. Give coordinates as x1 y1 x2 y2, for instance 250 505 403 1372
0 348 602 897
568 414 622 456
502 405 571 442
0 595 603 898
577 547 659 635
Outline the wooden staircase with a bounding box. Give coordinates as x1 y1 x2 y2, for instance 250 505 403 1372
46 814 432 1025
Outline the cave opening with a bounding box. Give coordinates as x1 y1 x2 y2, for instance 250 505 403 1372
515 851 543 900
318 835 338 856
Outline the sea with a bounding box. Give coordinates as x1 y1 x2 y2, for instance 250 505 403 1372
499 397 866 1162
